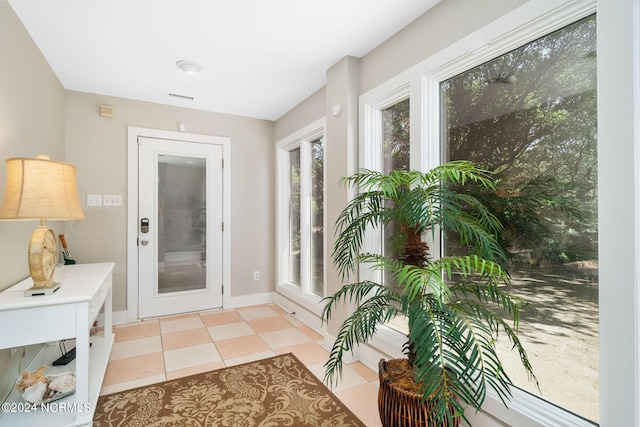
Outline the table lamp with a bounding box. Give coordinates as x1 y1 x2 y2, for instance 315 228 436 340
0 155 85 296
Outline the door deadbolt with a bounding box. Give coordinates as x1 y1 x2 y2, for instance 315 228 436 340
141 218 149 233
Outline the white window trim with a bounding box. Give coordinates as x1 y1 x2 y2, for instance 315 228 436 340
635 1 640 425
358 1 598 426
276 118 326 316
359 86 411 280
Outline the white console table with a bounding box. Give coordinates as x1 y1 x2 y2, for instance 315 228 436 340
0 262 115 426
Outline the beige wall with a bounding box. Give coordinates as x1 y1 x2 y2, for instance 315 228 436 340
359 0 528 94
0 0 66 404
65 91 275 311
273 87 326 142
0 1 66 290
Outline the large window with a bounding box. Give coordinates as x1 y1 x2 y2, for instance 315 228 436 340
442 15 597 422
359 3 598 425
277 120 326 312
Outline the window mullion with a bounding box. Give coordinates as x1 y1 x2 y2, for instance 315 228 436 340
299 140 312 295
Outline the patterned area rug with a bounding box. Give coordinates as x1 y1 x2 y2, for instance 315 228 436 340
94 353 365 426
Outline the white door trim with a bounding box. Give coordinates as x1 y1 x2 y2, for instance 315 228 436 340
127 127 231 321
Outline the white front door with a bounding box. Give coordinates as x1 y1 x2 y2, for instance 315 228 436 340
138 137 224 318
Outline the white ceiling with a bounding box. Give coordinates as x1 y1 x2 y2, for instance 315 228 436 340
9 0 440 121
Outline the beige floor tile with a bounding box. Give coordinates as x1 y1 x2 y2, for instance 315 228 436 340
269 304 290 316
235 304 268 311
110 336 162 360
102 352 165 386
208 322 255 341
164 342 221 372
259 327 311 348
223 350 277 367
100 374 167 396
247 316 295 333
200 310 244 327
297 324 323 340
160 315 205 334
282 314 304 326
114 321 161 342
237 306 279 321
348 361 379 382
165 361 226 381
162 327 212 351
197 308 233 316
307 362 368 393
214 335 271 360
335 382 382 427
274 342 329 366
116 319 159 328
160 313 200 322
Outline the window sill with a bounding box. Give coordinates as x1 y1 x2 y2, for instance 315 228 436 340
276 282 323 317
367 325 597 427
468 386 597 427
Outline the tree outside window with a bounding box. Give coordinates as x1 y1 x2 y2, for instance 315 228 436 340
441 15 598 423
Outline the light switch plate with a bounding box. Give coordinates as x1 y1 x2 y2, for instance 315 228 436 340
103 194 123 207
87 194 102 207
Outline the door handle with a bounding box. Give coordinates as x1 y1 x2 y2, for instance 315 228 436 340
140 240 149 246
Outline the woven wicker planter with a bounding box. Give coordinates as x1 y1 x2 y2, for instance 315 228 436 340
378 359 460 427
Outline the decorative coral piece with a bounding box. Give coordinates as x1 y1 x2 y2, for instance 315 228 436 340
16 365 47 392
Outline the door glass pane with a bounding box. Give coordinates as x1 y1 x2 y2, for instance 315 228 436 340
157 155 207 294
288 148 301 286
441 15 597 422
310 138 324 296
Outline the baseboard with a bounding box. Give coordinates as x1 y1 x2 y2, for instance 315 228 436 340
227 291 275 309
96 310 129 327
358 342 396 372
321 330 399 374
274 293 323 332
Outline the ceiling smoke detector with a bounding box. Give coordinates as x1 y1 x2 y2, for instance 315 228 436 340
176 60 202 74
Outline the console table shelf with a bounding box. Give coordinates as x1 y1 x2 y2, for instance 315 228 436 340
0 263 115 426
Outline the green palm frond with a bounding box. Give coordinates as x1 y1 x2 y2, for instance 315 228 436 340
324 161 535 426
322 282 401 387
333 162 505 280
332 192 389 279
409 296 510 425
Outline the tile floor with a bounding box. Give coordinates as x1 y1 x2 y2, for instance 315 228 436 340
100 303 382 427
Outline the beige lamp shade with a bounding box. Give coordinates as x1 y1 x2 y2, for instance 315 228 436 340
0 155 84 296
0 155 84 221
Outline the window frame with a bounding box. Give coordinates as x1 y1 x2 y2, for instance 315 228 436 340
359 87 411 285
358 1 598 425
276 118 326 316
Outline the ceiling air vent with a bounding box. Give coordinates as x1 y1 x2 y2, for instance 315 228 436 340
168 92 195 101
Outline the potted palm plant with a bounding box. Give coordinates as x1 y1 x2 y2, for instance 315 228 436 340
322 161 537 427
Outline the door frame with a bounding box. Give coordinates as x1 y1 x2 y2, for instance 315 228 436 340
127 127 231 321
